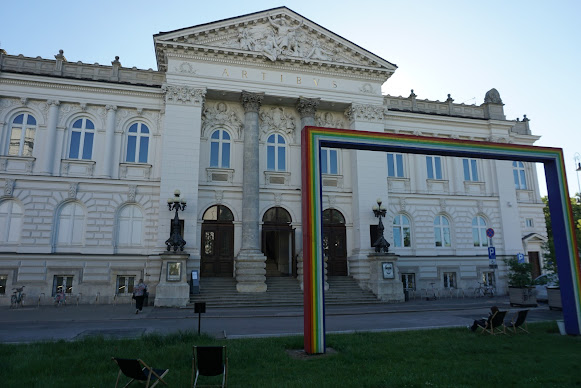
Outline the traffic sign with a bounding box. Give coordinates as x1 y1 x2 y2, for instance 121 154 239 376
488 247 496 264
486 228 495 238
517 253 525 263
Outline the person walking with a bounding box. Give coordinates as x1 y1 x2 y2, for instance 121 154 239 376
133 279 148 314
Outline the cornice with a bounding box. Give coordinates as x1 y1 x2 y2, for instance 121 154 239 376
0 76 163 99
384 110 508 127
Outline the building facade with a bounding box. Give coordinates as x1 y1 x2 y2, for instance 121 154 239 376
0 7 547 304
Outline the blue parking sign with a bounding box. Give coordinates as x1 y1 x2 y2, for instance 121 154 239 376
517 253 525 263
488 247 496 264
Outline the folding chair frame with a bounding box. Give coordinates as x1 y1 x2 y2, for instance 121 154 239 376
507 310 530 334
479 310 508 335
191 345 228 388
113 357 169 388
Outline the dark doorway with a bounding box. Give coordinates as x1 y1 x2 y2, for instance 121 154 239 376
261 207 295 276
201 205 234 277
322 209 348 276
529 251 541 279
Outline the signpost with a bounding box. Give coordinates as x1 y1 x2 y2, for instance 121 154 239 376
488 247 497 268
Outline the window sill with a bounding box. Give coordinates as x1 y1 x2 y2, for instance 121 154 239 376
321 174 343 188
119 163 152 180
207 168 234 183
264 170 291 185
0 155 35 174
61 159 95 177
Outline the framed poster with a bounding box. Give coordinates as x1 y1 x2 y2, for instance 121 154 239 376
382 262 394 279
167 262 181 281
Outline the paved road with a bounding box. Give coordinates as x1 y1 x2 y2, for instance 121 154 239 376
0 296 563 343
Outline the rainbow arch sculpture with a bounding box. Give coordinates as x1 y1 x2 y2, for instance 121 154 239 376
301 126 580 354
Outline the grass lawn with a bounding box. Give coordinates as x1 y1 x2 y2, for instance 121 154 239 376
1 321 579 387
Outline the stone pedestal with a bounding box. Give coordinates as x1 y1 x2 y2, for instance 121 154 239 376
154 253 191 307
368 253 404 303
235 251 267 292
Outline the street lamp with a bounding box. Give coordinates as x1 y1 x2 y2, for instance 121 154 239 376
165 189 187 252
372 198 390 253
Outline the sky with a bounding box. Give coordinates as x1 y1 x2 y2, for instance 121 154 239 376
1 0 580 196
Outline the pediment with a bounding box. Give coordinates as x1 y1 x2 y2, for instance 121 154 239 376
154 7 396 76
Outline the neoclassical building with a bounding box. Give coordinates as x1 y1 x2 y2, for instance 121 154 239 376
0 7 547 304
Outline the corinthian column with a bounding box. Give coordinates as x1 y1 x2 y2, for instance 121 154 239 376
236 91 267 293
296 97 320 129
102 105 117 178
42 100 60 175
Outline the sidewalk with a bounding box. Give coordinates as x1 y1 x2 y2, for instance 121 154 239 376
0 296 562 343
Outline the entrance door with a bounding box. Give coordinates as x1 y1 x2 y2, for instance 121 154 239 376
322 209 348 276
261 207 294 276
529 251 541 279
200 205 234 277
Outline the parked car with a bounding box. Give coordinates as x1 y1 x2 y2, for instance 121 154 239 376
534 273 558 302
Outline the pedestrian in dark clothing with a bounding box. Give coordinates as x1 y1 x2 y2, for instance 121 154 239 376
134 279 148 314
469 306 499 332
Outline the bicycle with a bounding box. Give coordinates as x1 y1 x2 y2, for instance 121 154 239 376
473 282 495 297
10 286 25 308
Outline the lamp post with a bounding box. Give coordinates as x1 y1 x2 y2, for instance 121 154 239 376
165 189 187 252
372 198 390 253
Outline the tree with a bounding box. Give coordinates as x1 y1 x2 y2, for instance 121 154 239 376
542 193 581 277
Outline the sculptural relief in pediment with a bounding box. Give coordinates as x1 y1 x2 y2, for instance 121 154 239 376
187 15 365 66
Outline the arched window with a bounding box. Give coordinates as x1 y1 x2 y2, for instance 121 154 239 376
9 113 36 156
263 206 292 224
126 123 150 163
434 215 451 247
393 214 411 247
69 118 95 160
266 134 286 171
117 205 143 246
56 203 85 246
320 147 339 174
0 201 23 243
210 130 231 168
513 161 527 190
322 209 346 225
203 205 234 222
472 216 488 247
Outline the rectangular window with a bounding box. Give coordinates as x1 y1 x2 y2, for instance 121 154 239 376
221 142 230 168
401 273 416 290
525 218 534 228
462 158 479 181
52 275 74 296
126 136 136 162
482 272 495 287
443 272 457 288
321 148 338 175
278 146 286 171
82 132 94 160
69 132 81 159
0 275 6 295
116 276 135 295
426 156 442 179
138 137 149 163
210 142 219 167
387 153 404 177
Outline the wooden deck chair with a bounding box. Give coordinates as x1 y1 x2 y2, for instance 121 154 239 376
112 357 169 388
479 310 508 335
506 309 529 334
191 345 228 387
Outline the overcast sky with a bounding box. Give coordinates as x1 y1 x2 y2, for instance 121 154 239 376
2 0 579 196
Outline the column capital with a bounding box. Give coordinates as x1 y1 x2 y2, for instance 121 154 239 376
296 97 320 119
106 104 118 112
47 99 60 107
162 84 206 106
240 91 264 113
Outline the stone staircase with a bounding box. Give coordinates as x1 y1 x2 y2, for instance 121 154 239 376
188 276 382 308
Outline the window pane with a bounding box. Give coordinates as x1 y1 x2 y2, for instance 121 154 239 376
139 137 149 163
126 136 136 162
27 115 36 125
23 127 35 156
141 124 149 134
210 142 219 167
221 142 230 168
463 159 470 181
473 229 480 246
82 132 93 159
426 157 434 179
519 170 527 189
73 119 83 128
471 159 478 181
277 134 284 144
278 146 285 171
222 131 230 141
435 228 442 246
9 128 22 156
396 154 403 177
267 146 275 170
129 123 138 133
320 149 328 174
69 132 81 158
387 154 394 176
13 114 24 124
393 228 401 247
267 134 275 143
480 229 488 247
330 150 338 174
211 131 220 139
85 120 94 130
443 228 451 246
435 157 442 179
403 227 411 246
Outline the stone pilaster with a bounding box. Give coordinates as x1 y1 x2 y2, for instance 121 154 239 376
41 100 59 175
235 91 267 292
296 97 320 128
102 105 117 178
